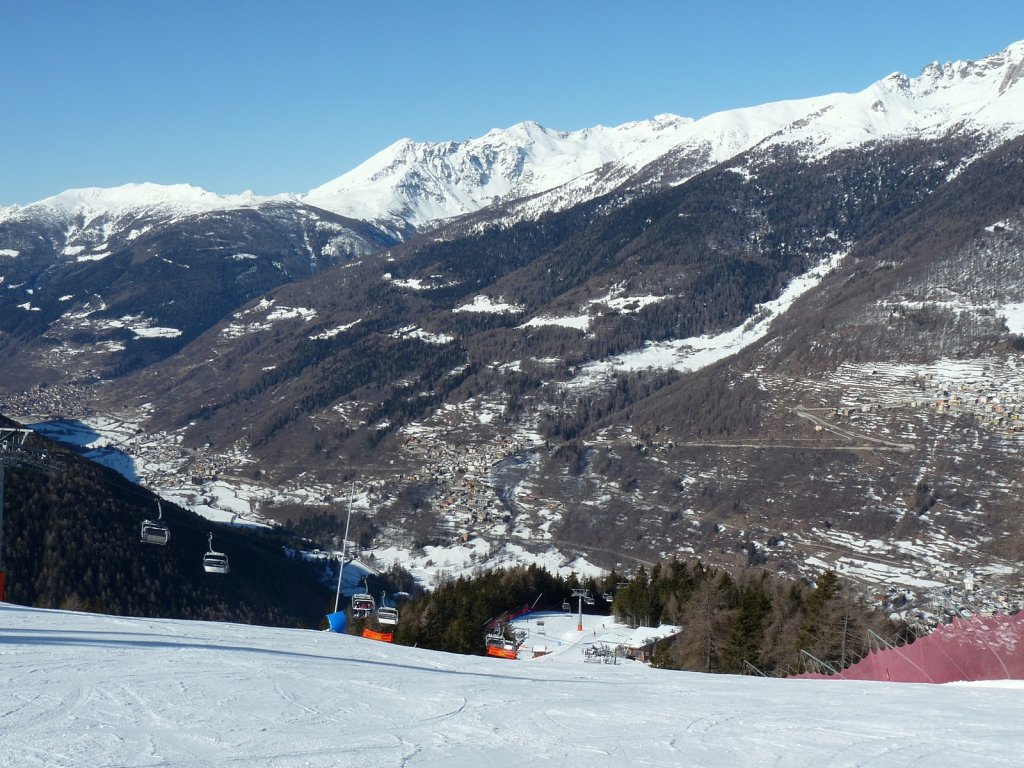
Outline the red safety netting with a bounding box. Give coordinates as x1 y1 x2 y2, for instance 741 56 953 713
794 613 1024 683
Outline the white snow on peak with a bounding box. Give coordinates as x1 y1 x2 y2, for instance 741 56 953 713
300 114 703 227
2 182 272 225
5 42 1023 234
755 40 1024 158
299 41 1024 230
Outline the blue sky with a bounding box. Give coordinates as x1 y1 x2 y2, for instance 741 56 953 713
3 1 1023 205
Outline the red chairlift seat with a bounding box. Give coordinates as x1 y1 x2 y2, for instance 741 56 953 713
352 593 376 616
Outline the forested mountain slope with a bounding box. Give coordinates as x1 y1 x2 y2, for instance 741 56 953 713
0 416 330 626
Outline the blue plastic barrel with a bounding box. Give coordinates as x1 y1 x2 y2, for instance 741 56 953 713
326 611 347 633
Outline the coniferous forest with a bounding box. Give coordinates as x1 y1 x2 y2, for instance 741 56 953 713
1 417 331 627
383 561 897 675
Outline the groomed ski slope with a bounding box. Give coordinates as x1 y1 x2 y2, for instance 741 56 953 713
1 603 1021 767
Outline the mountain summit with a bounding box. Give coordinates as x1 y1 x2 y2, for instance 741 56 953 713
298 114 698 229
4 41 1023 235
298 40 1024 229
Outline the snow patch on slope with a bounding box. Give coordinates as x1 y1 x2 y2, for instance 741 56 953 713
573 250 849 385
453 295 525 314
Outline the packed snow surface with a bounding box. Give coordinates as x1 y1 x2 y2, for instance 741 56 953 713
1 603 1022 767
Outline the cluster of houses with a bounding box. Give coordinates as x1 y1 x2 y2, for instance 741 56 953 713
914 372 1024 434
0 383 90 423
829 369 1024 436
400 431 541 540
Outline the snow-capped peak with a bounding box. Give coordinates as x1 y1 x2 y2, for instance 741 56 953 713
301 41 1024 230
32 182 266 218
0 182 281 230
755 40 1024 158
6 41 1024 236
299 114 702 228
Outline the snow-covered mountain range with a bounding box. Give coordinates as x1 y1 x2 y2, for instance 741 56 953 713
306 35 1024 230
4 39 1024 624
3 40 1023 234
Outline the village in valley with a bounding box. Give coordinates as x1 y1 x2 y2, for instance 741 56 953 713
3 353 1024 624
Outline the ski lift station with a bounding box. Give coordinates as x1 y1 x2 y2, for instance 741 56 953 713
495 610 682 663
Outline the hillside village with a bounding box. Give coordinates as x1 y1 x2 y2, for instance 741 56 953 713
828 360 1024 436
5 355 1023 628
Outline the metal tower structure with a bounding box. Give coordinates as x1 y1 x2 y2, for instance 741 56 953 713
0 427 64 601
571 588 591 632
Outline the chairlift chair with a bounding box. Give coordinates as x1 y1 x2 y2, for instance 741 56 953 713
562 600 571 611
352 581 376 617
352 595 375 615
140 501 170 546
202 532 230 574
375 591 399 626
485 625 518 659
485 630 510 649
583 593 595 605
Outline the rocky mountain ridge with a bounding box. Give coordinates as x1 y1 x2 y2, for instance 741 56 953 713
5 41 1023 235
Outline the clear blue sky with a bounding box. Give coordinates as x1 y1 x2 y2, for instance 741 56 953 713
3 0 1023 205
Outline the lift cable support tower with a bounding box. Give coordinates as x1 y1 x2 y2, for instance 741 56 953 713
0 428 65 601
571 588 591 632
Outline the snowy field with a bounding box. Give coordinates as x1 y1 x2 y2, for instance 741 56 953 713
1 603 1022 767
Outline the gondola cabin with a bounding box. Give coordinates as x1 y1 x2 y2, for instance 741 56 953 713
140 501 170 546
203 533 230 574
203 552 230 574
485 625 518 659
140 520 170 546
485 634 518 659
486 644 518 659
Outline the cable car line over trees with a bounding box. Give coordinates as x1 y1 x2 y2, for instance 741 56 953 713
0 417 336 626
376 592 399 626
0 427 65 601
352 576 376 617
358 591 400 643
324 465 416 636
